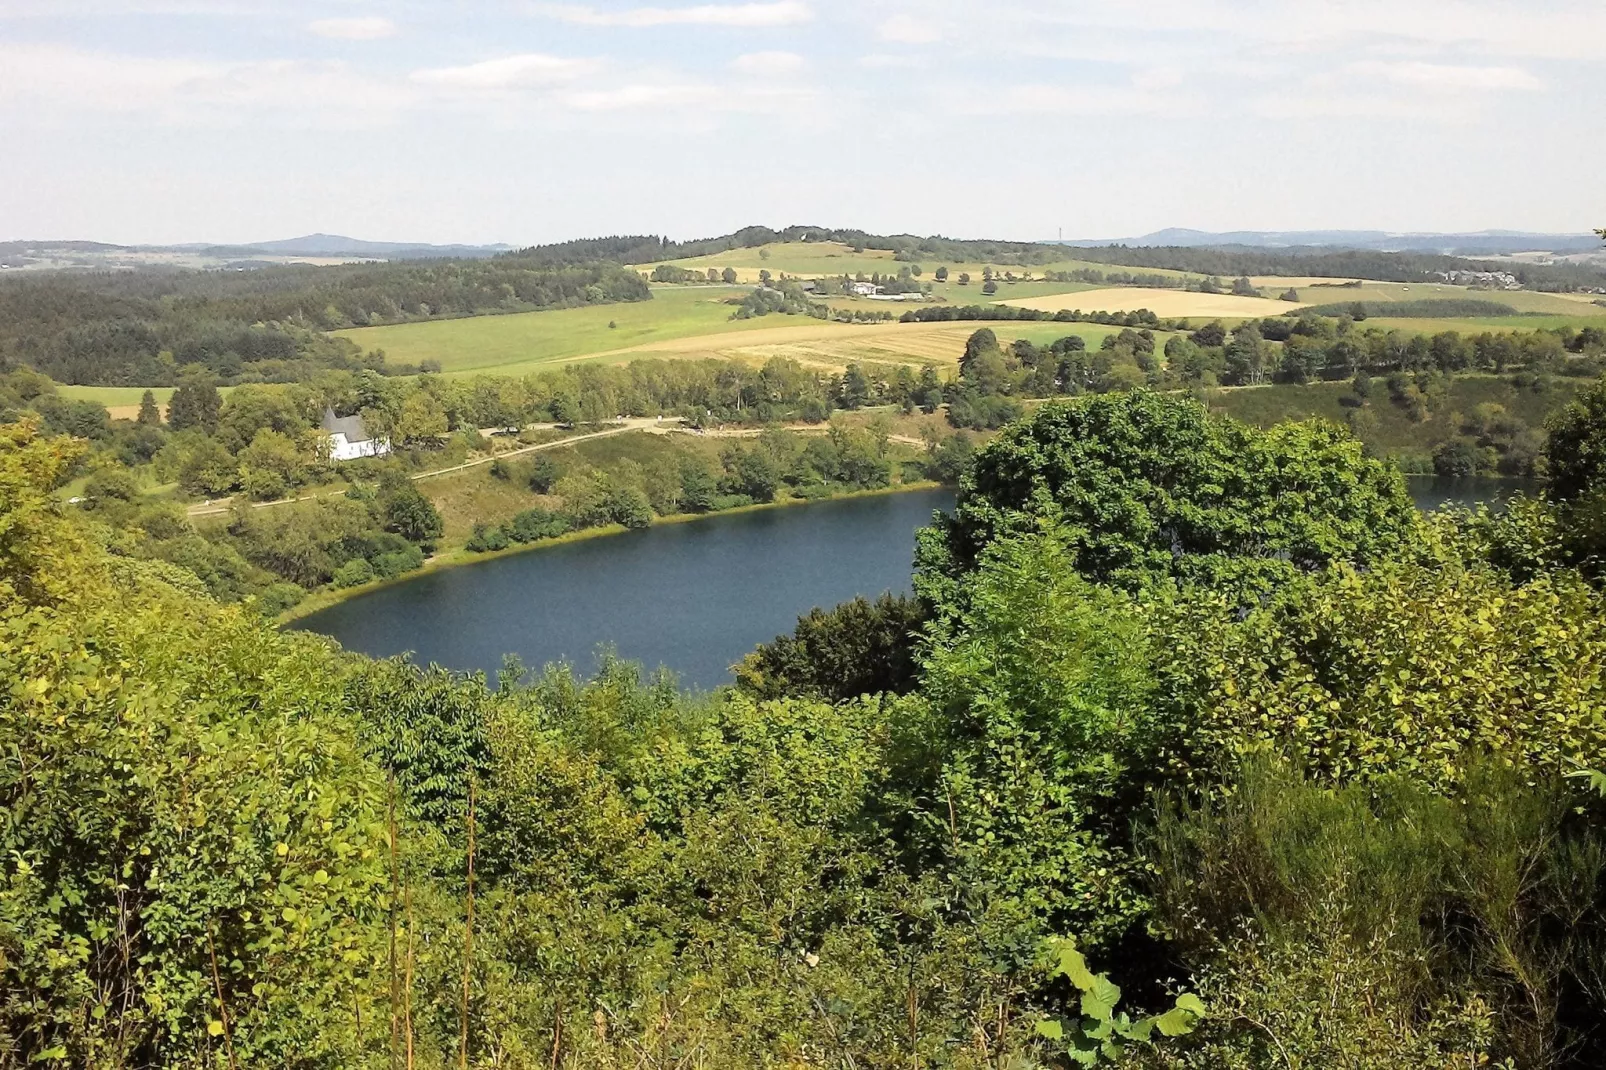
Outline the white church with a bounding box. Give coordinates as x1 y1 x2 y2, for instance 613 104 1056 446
321 408 391 462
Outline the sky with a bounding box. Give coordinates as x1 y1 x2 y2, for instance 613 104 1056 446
2 0 1603 246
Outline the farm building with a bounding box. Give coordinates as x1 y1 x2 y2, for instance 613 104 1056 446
321 408 390 461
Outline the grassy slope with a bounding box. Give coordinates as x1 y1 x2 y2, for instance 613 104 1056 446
1208 375 1582 461
421 426 931 546
651 241 1200 285
1283 281 1596 315
336 285 784 373
336 283 1155 377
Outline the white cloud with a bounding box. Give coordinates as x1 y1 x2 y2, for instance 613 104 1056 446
1350 60 1542 92
536 2 811 28
877 13 941 44
307 17 398 40
856 53 925 69
0 43 214 112
730 50 805 75
562 83 719 110
963 83 1190 118
411 53 601 90
0 43 410 127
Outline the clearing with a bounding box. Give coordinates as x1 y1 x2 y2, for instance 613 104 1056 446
651 240 1199 286
59 383 236 421
337 286 772 373
1004 287 1308 319
338 287 1148 378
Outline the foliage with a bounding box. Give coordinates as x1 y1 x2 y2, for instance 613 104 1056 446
1144 760 1606 1068
1036 937 1203 1066
1545 373 1606 501
379 475 444 549
1160 559 1606 788
735 592 928 701
0 554 391 1066
919 392 1419 600
903 530 1163 955
0 421 91 606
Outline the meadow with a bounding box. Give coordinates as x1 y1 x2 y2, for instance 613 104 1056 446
1282 280 1598 315
337 283 1149 378
654 240 1198 286
57 382 237 420
336 285 766 373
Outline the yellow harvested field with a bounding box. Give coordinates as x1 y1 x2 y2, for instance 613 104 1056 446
595 321 1006 370
1549 290 1606 305
1004 287 1307 318
1249 276 1365 288
566 320 1131 373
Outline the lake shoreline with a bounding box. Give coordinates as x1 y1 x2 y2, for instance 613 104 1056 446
279 480 947 625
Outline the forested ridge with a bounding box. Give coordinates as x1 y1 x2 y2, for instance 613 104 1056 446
0 260 649 385
6 369 1606 1066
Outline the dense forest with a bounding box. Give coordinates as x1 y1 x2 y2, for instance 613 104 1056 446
5 376 1606 1067
0 261 649 385
1063 243 1606 291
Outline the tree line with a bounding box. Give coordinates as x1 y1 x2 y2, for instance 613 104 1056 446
1066 242 1606 292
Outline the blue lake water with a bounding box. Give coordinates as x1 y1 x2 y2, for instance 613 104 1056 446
299 477 1535 690
295 488 955 690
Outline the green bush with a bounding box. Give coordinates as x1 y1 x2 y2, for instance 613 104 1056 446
372 544 425 578
331 556 374 587
506 507 569 543
466 523 510 552
1144 760 1606 1068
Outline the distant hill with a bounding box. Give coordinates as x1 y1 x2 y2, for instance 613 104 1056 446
209 233 515 259
1058 228 1602 256
0 234 515 271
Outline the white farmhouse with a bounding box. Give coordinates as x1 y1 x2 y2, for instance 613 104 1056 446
321 408 391 462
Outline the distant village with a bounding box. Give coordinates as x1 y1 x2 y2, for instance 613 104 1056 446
1431 268 1524 290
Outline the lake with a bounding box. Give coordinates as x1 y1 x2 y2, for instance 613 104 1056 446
1404 474 1539 512
298 477 1536 690
295 488 956 691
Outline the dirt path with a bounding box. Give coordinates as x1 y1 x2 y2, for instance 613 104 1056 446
673 423 926 448
185 417 675 518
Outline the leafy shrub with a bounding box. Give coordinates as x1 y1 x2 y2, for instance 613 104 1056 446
372 544 425 578
466 523 510 552
332 556 374 587
252 580 306 616
736 592 928 701
506 507 570 543
1144 760 1606 1068
1160 560 1606 788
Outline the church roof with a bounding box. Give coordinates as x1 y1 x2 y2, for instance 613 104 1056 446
321 408 372 444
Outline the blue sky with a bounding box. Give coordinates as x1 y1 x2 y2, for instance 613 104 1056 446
3 1 1602 245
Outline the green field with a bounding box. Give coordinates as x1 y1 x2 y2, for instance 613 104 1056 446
653 240 1200 286
1286 281 1599 316
1364 313 1606 334
58 383 238 414
337 286 814 374
334 280 1151 378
